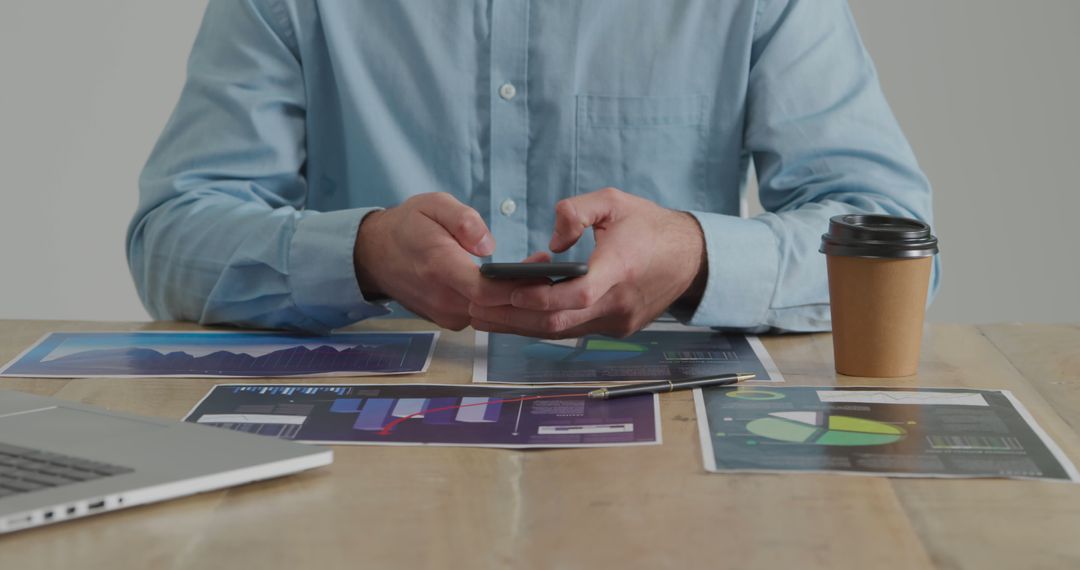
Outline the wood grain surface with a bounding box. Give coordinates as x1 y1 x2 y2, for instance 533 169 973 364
1 320 1077 569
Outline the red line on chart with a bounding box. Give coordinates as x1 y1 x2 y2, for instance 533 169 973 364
377 393 589 436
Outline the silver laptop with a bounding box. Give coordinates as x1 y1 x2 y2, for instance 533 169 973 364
0 389 331 534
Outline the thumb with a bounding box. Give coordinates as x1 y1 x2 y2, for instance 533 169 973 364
549 188 621 253
420 193 496 257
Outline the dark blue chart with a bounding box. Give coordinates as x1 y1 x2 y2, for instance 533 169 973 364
0 331 439 378
695 387 1080 481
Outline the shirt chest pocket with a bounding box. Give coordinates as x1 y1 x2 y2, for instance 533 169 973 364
574 94 710 207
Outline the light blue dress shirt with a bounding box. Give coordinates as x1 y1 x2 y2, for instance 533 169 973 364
129 0 938 334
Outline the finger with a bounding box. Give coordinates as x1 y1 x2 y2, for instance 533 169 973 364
434 248 548 307
549 187 624 253
470 317 593 340
471 282 649 339
546 313 641 339
521 251 552 263
509 248 627 311
438 249 516 305
469 319 534 337
419 193 496 257
456 251 553 307
468 302 601 337
471 312 633 340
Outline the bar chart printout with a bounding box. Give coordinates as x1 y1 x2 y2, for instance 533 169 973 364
0 331 439 378
184 384 661 448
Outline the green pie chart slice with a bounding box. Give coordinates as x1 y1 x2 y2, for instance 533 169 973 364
745 418 817 443
584 339 648 352
828 415 904 435
746 414 905 446
815 430 903 446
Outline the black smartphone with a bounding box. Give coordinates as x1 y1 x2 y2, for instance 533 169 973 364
479 262 589 280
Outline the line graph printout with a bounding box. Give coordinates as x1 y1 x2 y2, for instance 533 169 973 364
184 384 660 448
695 386 1079 481
816 390 989 407
0 331 438 378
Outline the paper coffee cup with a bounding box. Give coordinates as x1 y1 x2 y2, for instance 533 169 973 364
820 215 939 377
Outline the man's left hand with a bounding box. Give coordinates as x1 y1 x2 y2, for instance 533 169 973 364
468 187 707 338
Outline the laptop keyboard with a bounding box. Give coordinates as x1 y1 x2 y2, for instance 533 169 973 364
0 442 133 498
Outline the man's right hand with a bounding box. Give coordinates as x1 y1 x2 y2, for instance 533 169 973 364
353 192 546 330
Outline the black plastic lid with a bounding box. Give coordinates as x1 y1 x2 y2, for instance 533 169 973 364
820 214 939 259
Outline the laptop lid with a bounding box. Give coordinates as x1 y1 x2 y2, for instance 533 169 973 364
0 389 331 533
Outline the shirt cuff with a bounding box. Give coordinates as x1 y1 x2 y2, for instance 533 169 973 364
288 207 391 330
682 211 779 328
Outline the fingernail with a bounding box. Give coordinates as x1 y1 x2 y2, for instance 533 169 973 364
476 234 495 256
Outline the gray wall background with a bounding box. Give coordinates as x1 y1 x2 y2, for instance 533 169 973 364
1 1 1077 324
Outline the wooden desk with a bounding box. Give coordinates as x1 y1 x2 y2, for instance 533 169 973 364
1 320 1078 569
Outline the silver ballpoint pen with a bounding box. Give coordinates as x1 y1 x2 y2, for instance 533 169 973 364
587 373 756 400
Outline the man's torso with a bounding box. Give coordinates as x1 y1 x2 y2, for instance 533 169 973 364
286 0 758 261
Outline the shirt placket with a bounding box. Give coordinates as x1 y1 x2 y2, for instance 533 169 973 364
488 0 529 262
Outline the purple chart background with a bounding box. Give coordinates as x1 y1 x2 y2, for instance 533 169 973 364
185 384 661 448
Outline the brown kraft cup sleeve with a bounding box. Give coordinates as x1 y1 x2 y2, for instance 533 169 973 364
827 255 932 377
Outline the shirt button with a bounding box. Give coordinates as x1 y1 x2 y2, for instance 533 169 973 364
500 198 517 217
498 82 517 101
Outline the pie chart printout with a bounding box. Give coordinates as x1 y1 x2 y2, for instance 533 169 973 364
695 386 1080 480
747 412 905 446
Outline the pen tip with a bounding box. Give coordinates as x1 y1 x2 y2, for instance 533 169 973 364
736 373 756 381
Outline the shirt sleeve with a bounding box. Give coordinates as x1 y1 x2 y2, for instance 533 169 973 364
684 0 940 332
126 0 389 334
